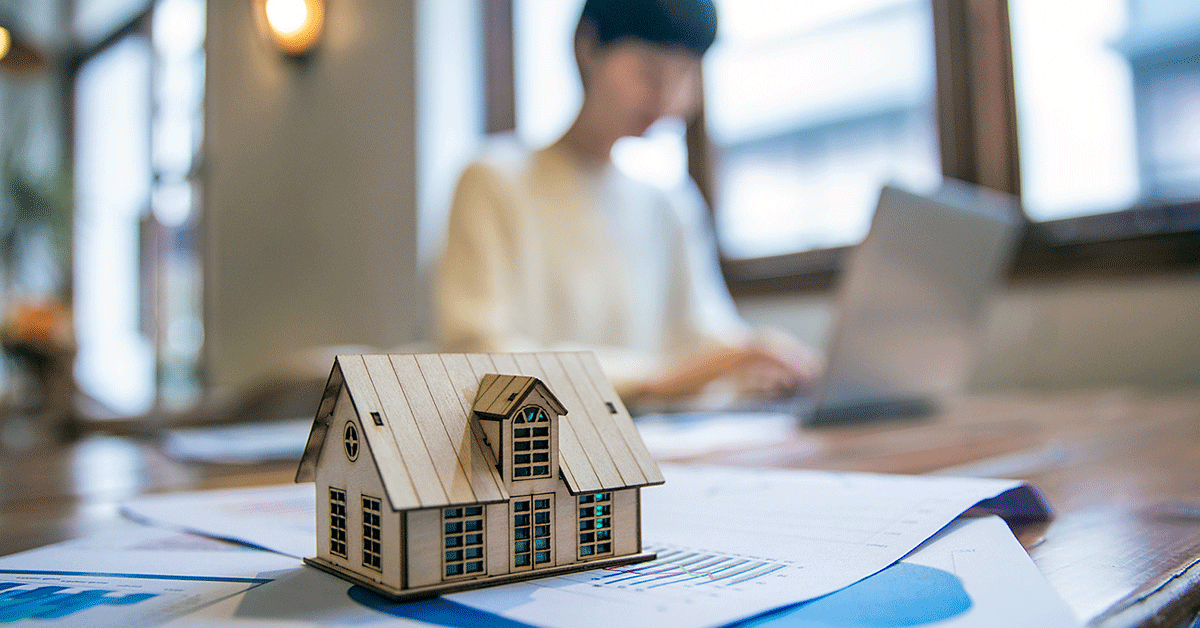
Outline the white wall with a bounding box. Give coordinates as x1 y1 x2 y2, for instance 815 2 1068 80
736 274 1200 392
204 0 483 387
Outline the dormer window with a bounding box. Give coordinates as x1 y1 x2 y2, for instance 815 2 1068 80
512 406 551 478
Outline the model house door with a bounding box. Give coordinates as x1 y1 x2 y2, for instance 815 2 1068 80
512 494 554 570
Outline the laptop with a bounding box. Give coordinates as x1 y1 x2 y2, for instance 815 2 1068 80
804 179 1022 424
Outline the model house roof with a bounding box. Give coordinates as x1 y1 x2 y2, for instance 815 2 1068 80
473 374 568 420
295 352 664 512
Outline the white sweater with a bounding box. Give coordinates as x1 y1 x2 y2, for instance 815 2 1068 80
434 138 750 393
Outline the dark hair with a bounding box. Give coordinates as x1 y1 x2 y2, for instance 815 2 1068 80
577 0 718 56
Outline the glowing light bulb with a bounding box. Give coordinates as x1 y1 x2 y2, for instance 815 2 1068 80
0 28 11 61
265 0 308 36
261 0 323 56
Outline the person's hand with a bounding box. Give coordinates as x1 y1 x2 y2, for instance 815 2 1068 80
630 330 821 403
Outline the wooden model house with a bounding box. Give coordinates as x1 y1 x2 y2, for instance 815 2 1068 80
294 352 664 599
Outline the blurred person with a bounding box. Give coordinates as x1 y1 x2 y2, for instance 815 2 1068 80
435 0 816 408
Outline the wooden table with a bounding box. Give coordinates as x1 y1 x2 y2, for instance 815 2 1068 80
2 389 1199 627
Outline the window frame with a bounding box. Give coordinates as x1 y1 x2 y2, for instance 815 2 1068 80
511 405 552 480
577 492 613 559
487 0 1200 294
361 495 382 571
329 487 348 558
443 505 486 579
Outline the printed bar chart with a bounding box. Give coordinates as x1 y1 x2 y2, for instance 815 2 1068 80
593 545 790 590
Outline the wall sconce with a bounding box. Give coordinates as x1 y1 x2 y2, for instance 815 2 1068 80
0 25 45 73
258 0 324 57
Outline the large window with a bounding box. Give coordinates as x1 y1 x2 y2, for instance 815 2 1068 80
503 0 1200 288
71 0 205 417
705 0 941 258
1009 0 1200 219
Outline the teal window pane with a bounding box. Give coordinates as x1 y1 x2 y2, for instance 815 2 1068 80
465 547 483 559
535 499 550 509
535 551 550 563
535 538 550 550
515 540 529 552
466 561 483 573
515 554 530 566
580 545 593 557
465 506 483 516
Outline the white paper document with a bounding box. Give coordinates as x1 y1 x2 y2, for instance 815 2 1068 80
725 515 1079 627
445 465 1051 628
0 524 299 627
120 464 1052 628
169 516 1076 627
123 483 318 558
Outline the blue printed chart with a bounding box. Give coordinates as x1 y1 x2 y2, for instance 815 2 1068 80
590 545 791 590
0 570 269 627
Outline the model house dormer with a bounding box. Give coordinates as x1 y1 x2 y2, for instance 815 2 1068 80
295 351 664 601
472 374 567 484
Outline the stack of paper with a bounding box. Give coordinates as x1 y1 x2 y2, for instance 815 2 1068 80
0 465 1079 627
